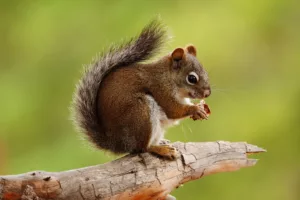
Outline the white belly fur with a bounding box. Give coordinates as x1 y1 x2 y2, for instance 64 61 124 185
146 95 181 147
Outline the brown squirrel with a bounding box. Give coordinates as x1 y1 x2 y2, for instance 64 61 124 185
72 19 211 160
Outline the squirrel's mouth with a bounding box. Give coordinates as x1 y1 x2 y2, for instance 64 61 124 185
189 92 204 99
189 89 211 99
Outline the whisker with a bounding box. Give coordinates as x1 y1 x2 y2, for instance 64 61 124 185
187 125 193 135
180 124 188 141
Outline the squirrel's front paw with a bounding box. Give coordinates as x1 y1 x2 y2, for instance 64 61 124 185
148 144 178 160
191 106 208 120
190 100 210 120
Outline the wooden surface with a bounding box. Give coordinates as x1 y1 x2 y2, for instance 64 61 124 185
0 141 266 200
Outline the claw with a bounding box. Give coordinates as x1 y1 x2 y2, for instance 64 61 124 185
159 139 171 145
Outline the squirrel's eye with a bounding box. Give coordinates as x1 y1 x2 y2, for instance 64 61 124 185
186 72 199 85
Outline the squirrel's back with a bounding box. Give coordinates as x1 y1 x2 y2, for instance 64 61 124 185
72 19 167 150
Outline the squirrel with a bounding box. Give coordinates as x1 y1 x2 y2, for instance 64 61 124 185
72 19 211 160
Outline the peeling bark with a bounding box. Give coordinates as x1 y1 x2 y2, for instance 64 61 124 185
0 141 265 200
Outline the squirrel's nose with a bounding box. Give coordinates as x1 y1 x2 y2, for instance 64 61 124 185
203 87 211 98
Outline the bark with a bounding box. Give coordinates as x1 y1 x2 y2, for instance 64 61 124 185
0 141 266 200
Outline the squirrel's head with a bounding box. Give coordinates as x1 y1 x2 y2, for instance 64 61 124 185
169 45 211 100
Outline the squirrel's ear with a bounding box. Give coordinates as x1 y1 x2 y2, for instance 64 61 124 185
186 45 197 56
171 48 185 61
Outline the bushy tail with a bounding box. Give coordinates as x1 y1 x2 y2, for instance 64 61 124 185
72 19 167 149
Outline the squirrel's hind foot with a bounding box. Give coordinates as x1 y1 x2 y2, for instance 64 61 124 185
148 144 178 160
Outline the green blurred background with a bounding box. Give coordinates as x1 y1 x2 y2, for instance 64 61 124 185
0 0 299 199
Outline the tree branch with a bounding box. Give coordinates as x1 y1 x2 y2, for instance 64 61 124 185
0 141 265 200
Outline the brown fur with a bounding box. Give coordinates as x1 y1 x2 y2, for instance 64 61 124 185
72 19 211 156
72 19 167 151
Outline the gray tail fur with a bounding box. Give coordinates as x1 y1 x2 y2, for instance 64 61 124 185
71 19 167 149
